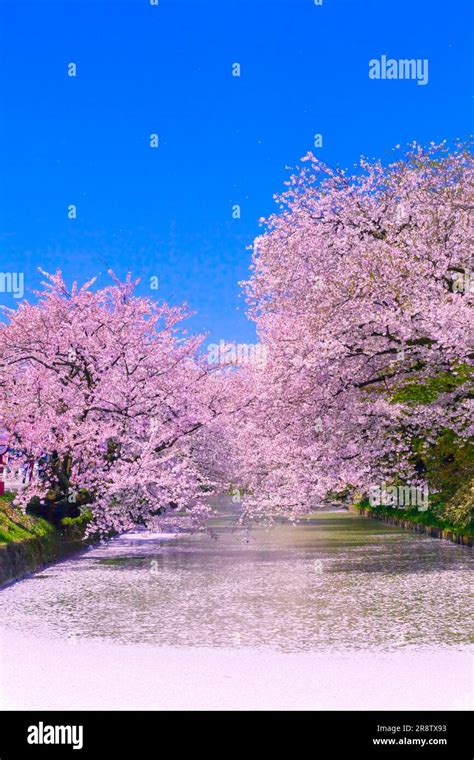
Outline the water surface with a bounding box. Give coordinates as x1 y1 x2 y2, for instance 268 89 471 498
1 506 472 652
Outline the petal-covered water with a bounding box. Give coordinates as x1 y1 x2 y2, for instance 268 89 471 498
1 506 472 652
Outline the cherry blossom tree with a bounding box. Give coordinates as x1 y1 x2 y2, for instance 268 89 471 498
237 141 473 518
0 271 239 535
1 142 471 532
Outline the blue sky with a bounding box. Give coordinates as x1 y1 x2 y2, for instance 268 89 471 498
0 0 472 345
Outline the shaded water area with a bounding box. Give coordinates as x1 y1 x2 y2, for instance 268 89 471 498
1 503 472 652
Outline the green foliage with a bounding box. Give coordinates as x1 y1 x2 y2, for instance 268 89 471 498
356 497 474 538
60 507 96 542
413 430 474 505
0 493 93 545
61 510 92 526
0 493 55 544
442 479 474 530
392 364 473 406
386 362 474 530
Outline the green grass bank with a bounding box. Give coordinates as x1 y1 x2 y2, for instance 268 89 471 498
350 500 472 547
0 493 92 586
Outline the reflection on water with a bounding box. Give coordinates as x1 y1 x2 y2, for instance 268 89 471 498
1 505 472 651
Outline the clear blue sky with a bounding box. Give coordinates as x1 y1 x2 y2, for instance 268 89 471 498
0 0 472 345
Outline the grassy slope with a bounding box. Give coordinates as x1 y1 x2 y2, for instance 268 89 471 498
0 492 92 545
0 493 55 544
0 493 95 585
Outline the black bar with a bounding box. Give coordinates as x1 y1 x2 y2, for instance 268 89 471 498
0 711 471 757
